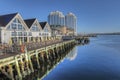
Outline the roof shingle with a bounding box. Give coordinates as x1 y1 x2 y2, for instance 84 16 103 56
40 22 47 29
24 18 36 28
0 13 18 26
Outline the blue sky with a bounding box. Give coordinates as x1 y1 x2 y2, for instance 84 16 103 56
0 0 120 33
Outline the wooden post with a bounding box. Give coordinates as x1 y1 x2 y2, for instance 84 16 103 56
28 55 34 72
45 50 49 61
0 66 12 80
62 44 65 52
8 64 14 80
35 50 40 68
25 53 31 74
52 48 55 59
15 56 22 80
20 56 25 76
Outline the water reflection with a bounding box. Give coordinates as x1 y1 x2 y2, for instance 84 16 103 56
43 35 120 80
67 46 77 61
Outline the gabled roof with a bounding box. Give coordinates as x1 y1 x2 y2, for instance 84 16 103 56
24 18 36 28
0 13 18 26
40 22 47 29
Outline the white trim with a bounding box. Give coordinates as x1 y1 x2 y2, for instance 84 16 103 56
5 13 29 31
30 19 42 32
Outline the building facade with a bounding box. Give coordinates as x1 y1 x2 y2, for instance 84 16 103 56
48 11 65 26
24 18 43 42
40 22 51 41
48 11 77 36
0 13 51 44
65 12 77 35
0 13 29 44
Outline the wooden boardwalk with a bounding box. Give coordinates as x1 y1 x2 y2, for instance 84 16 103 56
0 39 63 59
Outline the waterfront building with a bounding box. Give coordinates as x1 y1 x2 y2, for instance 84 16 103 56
48 11 77 36
65 12 77 35
51 26 67 36
66 28 74 36
48 11 65 26
40 22 51 40
51 26 75 36
0 13 29 44
24 18 43 42
0 13 52 44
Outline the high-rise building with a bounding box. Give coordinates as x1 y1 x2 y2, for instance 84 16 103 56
48 11 65 26
48 11 77 35
65 12 77 35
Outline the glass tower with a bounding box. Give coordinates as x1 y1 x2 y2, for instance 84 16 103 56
48 11 65 26
65 12 77 35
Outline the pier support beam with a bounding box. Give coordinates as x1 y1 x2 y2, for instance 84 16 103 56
15 57 22 80
20 56 25 77
8 65 14 80
24 53 31 74
28 55 34 72
35 50 40 69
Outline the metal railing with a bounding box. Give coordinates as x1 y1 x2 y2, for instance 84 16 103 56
0 39 63 56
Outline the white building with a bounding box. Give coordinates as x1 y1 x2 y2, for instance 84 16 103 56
65 12 77 35
0 13 29 44
24 18 43 41
48 11 65 26
0 13 52 44
40 22 51 40
48 11 77 36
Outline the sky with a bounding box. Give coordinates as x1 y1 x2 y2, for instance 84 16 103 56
0 0 120 33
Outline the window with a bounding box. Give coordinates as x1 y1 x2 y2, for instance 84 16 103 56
36 27 39 31
6 25 11 30
31 26 36 31
31 24 39 31
44 26 49 32
18 19 21 23
9 18 25 31
24 32 27 36
18 24 22 30
18 32 22 36
11 32 17 36
42 33 44 36
29 32 32 36
13 19 17 23
39 33 41 36
11 24 17 29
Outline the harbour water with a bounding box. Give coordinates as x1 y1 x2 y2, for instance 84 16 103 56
43 35 120 80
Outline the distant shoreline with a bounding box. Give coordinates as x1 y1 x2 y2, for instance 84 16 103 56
86 33 120 36
97 33 120 35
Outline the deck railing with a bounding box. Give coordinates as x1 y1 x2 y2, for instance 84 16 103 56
0 39 62 55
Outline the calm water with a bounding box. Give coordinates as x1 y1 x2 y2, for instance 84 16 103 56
43 35 120 80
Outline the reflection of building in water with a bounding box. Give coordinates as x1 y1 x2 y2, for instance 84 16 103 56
67 46 77 61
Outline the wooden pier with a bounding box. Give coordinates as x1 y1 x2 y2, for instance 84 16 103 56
0 39 75 80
